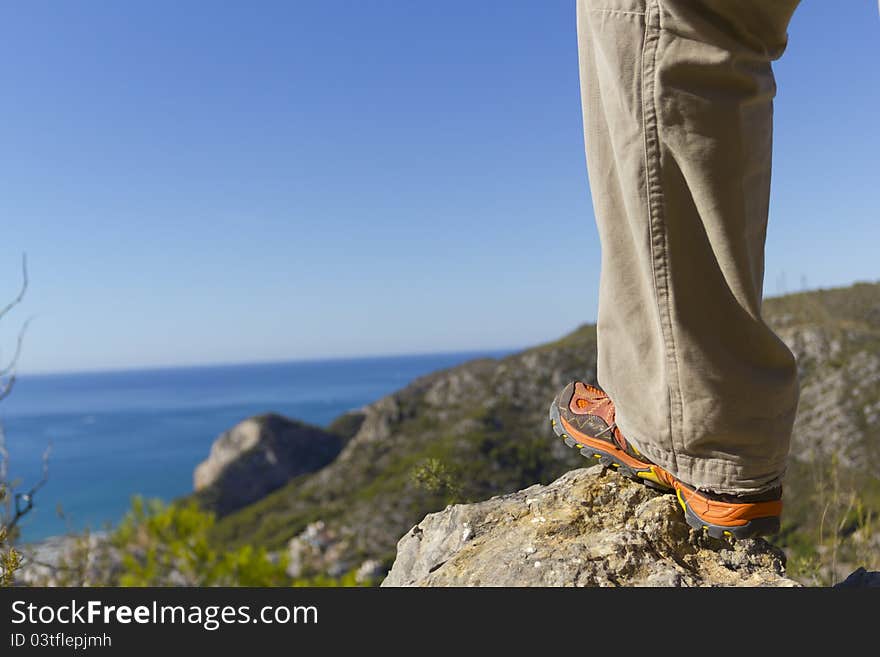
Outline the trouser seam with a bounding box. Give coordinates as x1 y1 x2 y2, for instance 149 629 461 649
587 9 646 17
640 0 682 474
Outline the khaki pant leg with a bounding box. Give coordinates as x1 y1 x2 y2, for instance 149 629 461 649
576 0 800 493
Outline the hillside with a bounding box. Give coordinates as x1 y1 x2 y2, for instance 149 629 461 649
210 281 880 583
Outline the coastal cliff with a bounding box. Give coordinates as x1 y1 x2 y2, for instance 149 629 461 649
193 413 343 515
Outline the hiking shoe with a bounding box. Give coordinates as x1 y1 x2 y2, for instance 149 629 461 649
549 381 674 491
549 381 782 539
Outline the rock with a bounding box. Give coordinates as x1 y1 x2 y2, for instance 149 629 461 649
194 413 343 515
285 521 354 579
354 559 385 584
14 532 121 587
382 466 799 587
834 567 880 588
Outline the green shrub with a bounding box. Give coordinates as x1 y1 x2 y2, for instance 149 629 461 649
410 458 462 505
113 497 290 586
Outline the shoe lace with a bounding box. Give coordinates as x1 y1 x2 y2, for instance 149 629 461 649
595 421 632 454
594 421 616 438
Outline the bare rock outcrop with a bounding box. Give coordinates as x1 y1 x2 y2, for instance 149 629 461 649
193 413 342 515
383 466 800 587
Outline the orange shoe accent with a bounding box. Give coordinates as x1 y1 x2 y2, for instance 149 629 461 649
675 483 783 527
559 415 654 473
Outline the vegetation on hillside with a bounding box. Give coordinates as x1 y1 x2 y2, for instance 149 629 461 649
22 498 376 587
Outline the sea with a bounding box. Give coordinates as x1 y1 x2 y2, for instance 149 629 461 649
0 351 510 542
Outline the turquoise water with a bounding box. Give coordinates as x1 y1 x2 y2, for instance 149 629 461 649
1 351 508 541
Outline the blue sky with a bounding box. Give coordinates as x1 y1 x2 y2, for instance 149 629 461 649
1 1 878 374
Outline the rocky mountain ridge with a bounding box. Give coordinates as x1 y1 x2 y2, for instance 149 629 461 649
202 281 880 584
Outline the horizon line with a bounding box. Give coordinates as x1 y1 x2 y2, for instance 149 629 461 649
15 277 878 378
16 344 529 379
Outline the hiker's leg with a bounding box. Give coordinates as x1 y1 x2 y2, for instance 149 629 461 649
576 0 800 494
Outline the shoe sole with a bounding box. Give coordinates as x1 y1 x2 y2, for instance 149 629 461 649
674 488 780 540
549 401 780 540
